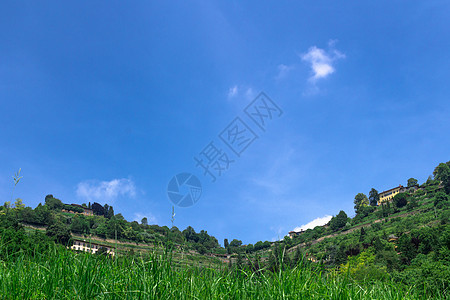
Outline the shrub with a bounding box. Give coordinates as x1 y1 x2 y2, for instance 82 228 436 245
434 192 449 209
393 193 408 208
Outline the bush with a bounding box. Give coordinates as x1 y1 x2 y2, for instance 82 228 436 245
406 197 419 211
393 193 408 209
434 192 449 209
441 210 450 225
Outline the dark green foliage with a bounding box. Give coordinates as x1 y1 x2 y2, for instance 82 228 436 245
103 204 114 219
354 193 369 214
91 202 105 216
45 196 63 210
33 203 53 225
196 244 207 254
434 161 450 194
353 206 375 223
182 226 198 243
254 240 270 251
441 210 450 224
407 196 419 211
359 227 366 242
70 214 90 234
293 246 303 266
369 188 380 206
434 192 449 209
407 178 418 188
46 221 71 246
393 192 408 208
330 210 348 231
229 239 242 247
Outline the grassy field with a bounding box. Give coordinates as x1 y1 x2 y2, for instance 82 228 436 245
0 245 445 299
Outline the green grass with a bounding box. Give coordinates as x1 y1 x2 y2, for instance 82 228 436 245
0 245 445 299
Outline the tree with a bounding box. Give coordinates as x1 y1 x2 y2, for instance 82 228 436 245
434 192 449 209
18 206 35 223
107 215 126 239
70 214 90 234
330 210 348 231
407 178 418 188
102 204 114 219
224 238 229 248
106 206 114 219
91 202 105 216
229 239 242 247
182 226 198 243
433 162 450 182
393 192 408 208
433 162 450 194
407 196 419 211
46 221 71 245
359 227 366 242
354 193 369 214
14 198 25 210
369 188 380 206
103 204 109 216
196 244 207 255
141 217 148 226
45 196 63 210
34 203 53 225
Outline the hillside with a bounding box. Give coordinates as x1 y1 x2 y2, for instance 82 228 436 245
0 160 449 298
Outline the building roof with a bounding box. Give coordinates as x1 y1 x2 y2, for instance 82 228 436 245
379 185 403 195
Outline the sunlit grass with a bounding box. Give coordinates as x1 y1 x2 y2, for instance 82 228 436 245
0 245 444 299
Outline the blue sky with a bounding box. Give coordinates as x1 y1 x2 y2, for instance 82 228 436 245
1 1 449 245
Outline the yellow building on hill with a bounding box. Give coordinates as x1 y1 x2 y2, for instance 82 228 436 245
378 185 404 205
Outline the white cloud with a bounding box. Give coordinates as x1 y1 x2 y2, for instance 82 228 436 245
228 85 238 98
276 64 294 80
245 87 255 99
133 212 157 225
227 85 255 100
301 42 345 83
76 178 136 203
293 215 332 232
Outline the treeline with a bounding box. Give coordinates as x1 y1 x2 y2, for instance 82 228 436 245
0 195 221 254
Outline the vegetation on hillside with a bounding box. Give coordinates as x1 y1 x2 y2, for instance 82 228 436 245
0 161 449 298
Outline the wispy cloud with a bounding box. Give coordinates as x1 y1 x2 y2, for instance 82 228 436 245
301 41 345 83
270 225 285 241
250 146 305 196
228 85 238 98
227 85 255 100
276 64 294 80
76 178 136 203
293 215 332 232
